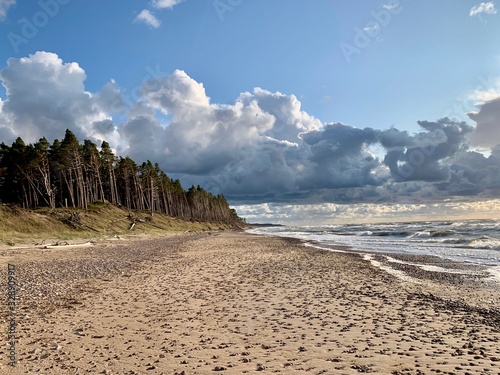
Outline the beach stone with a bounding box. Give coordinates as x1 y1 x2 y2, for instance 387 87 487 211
256 364 266 371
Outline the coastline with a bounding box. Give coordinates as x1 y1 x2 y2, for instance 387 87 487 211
303 239 500 292
0 231 499 374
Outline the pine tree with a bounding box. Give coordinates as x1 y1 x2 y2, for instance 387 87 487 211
100 141 118 205
30 137 55 208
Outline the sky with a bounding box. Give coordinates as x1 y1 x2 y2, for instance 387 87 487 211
0 0 499 224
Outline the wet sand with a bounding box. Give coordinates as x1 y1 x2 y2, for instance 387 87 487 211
1 231 499 374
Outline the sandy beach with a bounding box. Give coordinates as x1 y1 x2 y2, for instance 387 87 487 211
1 231 499 374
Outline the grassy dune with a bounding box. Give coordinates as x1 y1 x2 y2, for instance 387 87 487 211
0 202 237 246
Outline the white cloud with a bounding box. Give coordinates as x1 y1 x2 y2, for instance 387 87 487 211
135 0 182 28
130 72 279 175
363 23 381 34
469 2 497 16
0 0 15 21
0 51 118 144
382 1 401 12
152 0 183 9
128 73 339 196
468 77 500 105
135 9 161 28
143 69 210 111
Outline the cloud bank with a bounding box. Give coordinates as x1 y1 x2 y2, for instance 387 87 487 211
236 199 500 225
0 52 499 219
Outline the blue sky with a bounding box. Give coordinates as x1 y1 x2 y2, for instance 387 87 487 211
0 0 499 223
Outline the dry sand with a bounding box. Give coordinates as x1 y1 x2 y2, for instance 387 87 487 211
0 231 499 374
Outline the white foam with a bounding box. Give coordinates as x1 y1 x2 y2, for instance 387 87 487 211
363 254 419 283
303 242 347 253
487 266 500 283
386 256 484 276
385 256 407 265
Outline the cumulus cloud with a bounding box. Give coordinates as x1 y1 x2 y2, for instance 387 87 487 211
469 2 497 16
142 69 210 111
130 75 344 197
0 51 499 215
0 51 118 144
0 0 15 21
135 9 161 28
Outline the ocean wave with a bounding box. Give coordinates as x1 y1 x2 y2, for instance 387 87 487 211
249 218 500 267
441 238 471 245
332 231 358 236
410 230 455 238
372 231 414 237
469 239 500 251
488 266 500 282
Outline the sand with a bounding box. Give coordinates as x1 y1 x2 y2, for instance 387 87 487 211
0 231 499 374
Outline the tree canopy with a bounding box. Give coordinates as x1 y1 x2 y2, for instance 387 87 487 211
0 130 242 224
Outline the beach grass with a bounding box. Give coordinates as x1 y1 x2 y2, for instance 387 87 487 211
0 203 235 246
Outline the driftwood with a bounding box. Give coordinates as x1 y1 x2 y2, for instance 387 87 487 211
127 213 143 230
34 239 94 249
52 240 69 246
64 212 100 232
43 241 93 249
126 213 166 231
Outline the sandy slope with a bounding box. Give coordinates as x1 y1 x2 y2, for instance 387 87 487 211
0 232 499 374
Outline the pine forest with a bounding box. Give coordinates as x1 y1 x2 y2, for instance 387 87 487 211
0 129 242 224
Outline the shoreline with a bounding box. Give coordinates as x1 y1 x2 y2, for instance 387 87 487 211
0 231 499 374
301 238 500 291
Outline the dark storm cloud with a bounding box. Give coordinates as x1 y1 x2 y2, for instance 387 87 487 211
299 123 383 190
381 118 473 183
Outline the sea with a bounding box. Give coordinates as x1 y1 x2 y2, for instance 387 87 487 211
247 218 500 283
